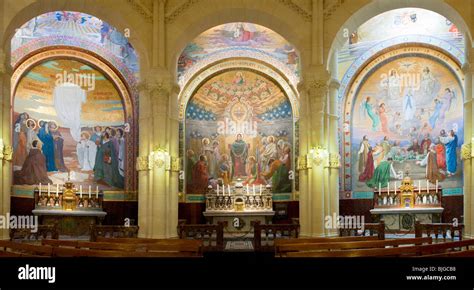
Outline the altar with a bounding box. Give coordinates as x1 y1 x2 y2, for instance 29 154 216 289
32 180 106 237
203 181 275 233
370 177 443 232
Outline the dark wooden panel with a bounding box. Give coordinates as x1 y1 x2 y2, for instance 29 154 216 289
339 199 374 223
441 195 463 223
179 202 206 224
10 197 137 226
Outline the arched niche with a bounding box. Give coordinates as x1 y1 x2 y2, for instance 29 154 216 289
178 59 299 201
11 48 138 199
341 44 464 195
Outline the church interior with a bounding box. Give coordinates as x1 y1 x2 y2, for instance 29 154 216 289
0 0 474 287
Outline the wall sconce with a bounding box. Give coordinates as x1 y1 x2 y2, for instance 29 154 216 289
149 146 171 170
0 139 4 160
0 139 12 161
309 146 329 166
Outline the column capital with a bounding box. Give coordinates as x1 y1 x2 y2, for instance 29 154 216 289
138 67 179 97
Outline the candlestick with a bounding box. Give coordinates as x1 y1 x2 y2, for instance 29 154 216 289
80 185 83 198
387 183 390 195
96 186 99 199
228 185 231 195
394 182 397 194
426 179 429 192
436 180 438 193
88 185 91 198
259 184 262 195
48 183 50 196
56 184 59 197
418 180 421 194
253 185 256 195
247 184 249 195
39 183 42 195
378 183 381 195
217 184 219 195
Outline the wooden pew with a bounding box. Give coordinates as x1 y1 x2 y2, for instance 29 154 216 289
276 237 432 257
424 249 474 257
284 238 474 257
43 239 203 255
0 240 53 257
253 221 300 252
415 221 464 242
52 247 201 257
339 220 385 240
90 225 139 241
177 222 225 251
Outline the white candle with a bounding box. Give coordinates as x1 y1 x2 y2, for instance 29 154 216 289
56 184 59 197
228 185 231 195
418 180 421 194
80 185 83 198
88 185 91 198
39 183 42 195
96 186 99 199
394 182 397 194
387 183 390 195
260 184 262 195
436 180 439 193
426 179 429 192
48 183 50 196
247 184 249 195
217 184 219 195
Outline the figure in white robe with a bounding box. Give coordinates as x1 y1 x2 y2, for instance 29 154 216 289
53 83 86 142
76 133 97 171
117 129 126 177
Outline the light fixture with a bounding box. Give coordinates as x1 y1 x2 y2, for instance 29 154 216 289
149 146 171 170
309 146 329 166
0 138 4 160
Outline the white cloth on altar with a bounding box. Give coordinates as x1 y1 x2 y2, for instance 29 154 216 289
53 83 86 142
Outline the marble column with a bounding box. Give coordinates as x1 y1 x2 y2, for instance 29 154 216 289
0 49 12 240
463 61 473 239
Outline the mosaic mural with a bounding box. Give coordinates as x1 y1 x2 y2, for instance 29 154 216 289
178 22 300 87
346 53 463 193
11 11 139 83
13 58 129 190
338 8 465 70
185 69 294 194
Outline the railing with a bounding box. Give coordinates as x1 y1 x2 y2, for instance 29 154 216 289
339 220 385 240
177 222 226 251
415 221 464 241
90 225 139 242
252 221 300 252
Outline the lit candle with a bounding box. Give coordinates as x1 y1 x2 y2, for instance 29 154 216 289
435 180 438 193
88 185 91 198
80 185 83 198
48 183 51 196
96 186 99 199
56 184 59 197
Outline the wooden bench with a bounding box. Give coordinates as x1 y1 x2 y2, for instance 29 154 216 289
415 221 464 242
339 220 385 240
90 225 139 241
276 237 432 257
284 238 474 257
43 238 203 255
51 247 201 257
0 240 53 257
253 221 300 252
177 222 225 251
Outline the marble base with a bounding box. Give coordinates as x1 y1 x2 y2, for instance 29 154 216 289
203 210 275 233
370 207 443 232
33 209 106 237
